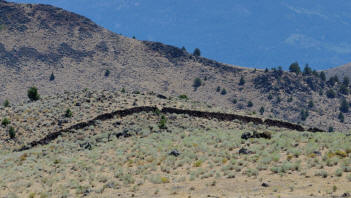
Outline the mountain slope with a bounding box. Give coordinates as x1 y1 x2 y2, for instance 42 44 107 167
325 62 351 79
0 0 351 132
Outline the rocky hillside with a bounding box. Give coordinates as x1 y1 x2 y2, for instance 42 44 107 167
0 89 350 198
0 0 351 132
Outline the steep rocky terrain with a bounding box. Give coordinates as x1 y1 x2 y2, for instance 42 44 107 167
0 0 351 132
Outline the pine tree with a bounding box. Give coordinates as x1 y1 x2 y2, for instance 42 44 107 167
50 72 55 81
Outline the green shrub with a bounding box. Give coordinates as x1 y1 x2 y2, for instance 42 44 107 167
104 69 110 77
9 126 15 139
65 108 73 118
193 78 202 90
338 112 345 123
287 97 293 103
221 88 227 95
335 169 343 177
216 86 221 92
328 126 334 133
308 100 314 108
27 87 40 101
239 76 245 85
326 89 336 98
340 98 349 113
300 109 309 121
3 99 9 107
247 101 253 107
121 88 126 93
178 95 188 100
339 85 349 95
1 117 10 126
232 99 237 104
159 115 167 129
259 106 265 115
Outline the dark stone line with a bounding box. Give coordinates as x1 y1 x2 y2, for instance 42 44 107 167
14 106 325 152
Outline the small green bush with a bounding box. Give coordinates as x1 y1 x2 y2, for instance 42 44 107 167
3 99 9 107
65 108 73 118
104 69 110 77
216 86 221 92
1 117 10 126
259 106 265 115
178 95 188 99
338 112 345 123
159 115 167 129
232 99 237 104
193 78 202 90
9 126 15 139
300 109 309 121
340 98 349 113
121 88 126 93
247 101 253 107
328 126 334 133
221 88 227 95
335 169 343 177
287 97 293 103
326 89 336 98
27 87 40 101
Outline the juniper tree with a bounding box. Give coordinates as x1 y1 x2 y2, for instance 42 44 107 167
289 62 301 75
239 76 245 86
27 87 40 101
193 48 201 56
